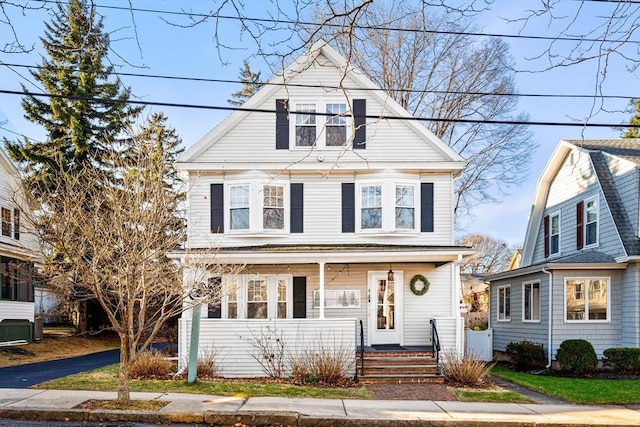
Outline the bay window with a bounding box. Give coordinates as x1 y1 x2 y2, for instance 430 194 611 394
210 275 292 320
357 181 418 232
395 185 415 229
263 185 284 230
361 185 382 230
229 185 250 230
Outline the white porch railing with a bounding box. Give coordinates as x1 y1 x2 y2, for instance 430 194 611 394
178 318 357 378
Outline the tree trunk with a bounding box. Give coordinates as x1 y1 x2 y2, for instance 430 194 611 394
117 334 131 404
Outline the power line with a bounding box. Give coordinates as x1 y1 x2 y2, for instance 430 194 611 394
30 0 640 45
1 88 636 129
2 62 635 101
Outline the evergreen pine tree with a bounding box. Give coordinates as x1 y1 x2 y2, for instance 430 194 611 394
622 99 640 138
5 0 141 197
227 60 264 106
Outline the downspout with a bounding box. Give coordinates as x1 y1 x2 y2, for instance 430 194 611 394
542 268 553 368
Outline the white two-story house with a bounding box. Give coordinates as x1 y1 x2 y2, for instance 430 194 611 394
174 40 472 378
487 139 640 365
0 148 38 343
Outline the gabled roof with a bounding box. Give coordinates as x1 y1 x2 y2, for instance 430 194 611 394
178 39 464 165
521 139 640 266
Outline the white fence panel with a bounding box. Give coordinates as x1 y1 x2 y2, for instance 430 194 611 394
465 328 493 361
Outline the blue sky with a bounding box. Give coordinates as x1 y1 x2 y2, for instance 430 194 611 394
0 1 637 246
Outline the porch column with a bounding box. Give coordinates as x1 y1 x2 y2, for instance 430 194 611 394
318 261 325 319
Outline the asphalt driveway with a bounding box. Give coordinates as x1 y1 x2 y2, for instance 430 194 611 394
0 349 119 388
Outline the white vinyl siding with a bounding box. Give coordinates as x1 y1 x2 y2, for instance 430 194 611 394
186 173 454 248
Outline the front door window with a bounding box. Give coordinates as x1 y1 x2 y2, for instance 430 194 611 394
376 279 395 330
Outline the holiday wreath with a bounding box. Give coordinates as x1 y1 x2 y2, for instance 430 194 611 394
410 274 429 296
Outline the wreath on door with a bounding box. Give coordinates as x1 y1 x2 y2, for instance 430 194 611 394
410 274 430 296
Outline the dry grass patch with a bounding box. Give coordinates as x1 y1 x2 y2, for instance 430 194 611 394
75 399 168 411
0 332 119 367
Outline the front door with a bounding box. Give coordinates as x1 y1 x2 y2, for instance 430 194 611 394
368 271 402 345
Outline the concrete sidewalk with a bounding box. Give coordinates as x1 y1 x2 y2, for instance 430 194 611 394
0 388 639 426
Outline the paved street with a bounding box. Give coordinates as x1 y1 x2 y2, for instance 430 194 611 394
0 349 119 388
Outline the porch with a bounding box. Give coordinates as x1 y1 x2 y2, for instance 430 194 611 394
178 316 459 382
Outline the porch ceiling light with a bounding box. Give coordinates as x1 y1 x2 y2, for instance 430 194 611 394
387 266 394 283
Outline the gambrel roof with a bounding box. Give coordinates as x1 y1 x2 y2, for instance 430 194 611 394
177 40 465 169
521 139 640 266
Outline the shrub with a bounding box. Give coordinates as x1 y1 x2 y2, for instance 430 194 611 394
505 340 547 372
556 339 597 375
247 325 287 378
603 348 640 373
130 350 175 379
197 347 220 378
441 351 494 388
289 342 354 386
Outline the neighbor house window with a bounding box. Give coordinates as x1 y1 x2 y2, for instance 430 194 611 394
361 185 382 229
263 185 284 230
585 197 598 246
325 103 347 146
395 185 415 229
1 208 10 237
295 104 316 146
550 212 560 255
565 278 608 321
229 185 250 230
523 281 540 321
497 285 511 321
13 209 19 240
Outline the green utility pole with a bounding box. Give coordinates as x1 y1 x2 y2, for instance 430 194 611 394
187 304 202 383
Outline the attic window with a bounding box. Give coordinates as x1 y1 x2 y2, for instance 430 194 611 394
295 104 316 147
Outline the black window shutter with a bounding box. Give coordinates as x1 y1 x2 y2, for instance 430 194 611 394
543 215 550 258
276 99 289 149
342 183 355 233
210 184 224 233
353 99 366 149
293 276 307 318
576 201 584 250
207 277 222 318
420 183 434 232
290 183 304 233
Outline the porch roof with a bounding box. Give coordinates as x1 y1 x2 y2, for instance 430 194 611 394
173 243 474 265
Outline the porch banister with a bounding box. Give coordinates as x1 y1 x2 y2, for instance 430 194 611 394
319 261 325 319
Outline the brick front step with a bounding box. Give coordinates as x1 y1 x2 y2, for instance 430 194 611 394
362 365 439 376
363 356 438 366
358 374 445 385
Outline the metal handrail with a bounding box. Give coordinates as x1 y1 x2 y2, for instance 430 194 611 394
430 318 441 368
357 319 364 380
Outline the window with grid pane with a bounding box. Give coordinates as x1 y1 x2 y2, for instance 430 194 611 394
277 279 287 319
1 208 10 237
585 198 598 246
361 185 382 229
230 185 250 230
295 104 316 146
263 185 284 230
227 278 238 319
247 279 268 319
395 185 415 229
326 103 346 146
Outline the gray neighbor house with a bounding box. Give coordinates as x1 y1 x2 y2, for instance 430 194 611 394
486 139 640 365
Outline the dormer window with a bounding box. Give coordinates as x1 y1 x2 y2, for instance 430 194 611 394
585 197 598 246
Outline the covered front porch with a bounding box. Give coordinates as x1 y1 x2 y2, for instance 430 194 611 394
177 244 471 378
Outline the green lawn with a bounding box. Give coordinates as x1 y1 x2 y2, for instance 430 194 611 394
491 364 640 405
35 364 373 400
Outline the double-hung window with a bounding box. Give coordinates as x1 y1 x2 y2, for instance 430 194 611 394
361 185 382 230
293 102 348 148
497 285 511 321
395 185 415 229
229 185 250 230
565 278 608 321
585 197 598 246
326 103 347 146
295 104 316 147
1 208 10 237
550 212 560 255
263 185 284 230
247 279 268 319
357 181 418 232
523 281 540 321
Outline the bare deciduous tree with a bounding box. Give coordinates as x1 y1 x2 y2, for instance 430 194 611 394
458 233 515 275
313 3 534 215
20 121 234 404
